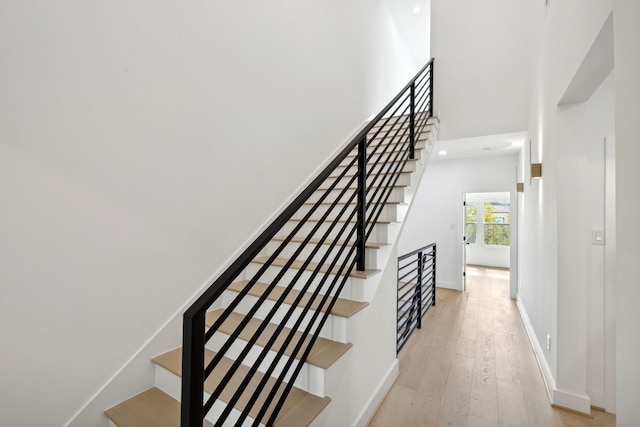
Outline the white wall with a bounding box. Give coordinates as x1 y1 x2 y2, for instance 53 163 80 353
613 0 640 424
555 72 614 410
430 0 529 140
516 0 616 414
384 0 431 70
0 2 430 426
399 155 517 291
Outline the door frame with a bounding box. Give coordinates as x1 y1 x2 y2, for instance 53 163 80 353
604 136 616 413
460 190 518 299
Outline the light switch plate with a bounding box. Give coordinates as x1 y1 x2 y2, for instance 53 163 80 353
592 229 605 245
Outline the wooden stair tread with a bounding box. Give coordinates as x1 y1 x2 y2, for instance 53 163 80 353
370 116 436 130
288 217 396 225
303 200 404 206
344 142 427 158
228 280 368 318
338 157 418 167
252 256 380 279
368 125 435 136
206 309 352 369
317 183 409 191
152 348 329 427
329 169 413 179
367 131 432 140
271 235 389 250
104 387 213 427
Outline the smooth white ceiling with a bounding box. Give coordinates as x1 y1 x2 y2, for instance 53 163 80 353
430 131 525 162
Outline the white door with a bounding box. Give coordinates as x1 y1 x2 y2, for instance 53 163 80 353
462 195 468 291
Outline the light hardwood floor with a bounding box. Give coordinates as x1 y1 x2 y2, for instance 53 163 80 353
368 266 615 427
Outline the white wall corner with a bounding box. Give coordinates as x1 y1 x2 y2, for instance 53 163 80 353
516 297 556 403
353 359 399 427
587 389 606 410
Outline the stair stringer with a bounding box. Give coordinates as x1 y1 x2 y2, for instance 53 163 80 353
307 118 439 427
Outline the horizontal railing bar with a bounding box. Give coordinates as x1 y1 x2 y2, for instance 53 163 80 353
399 284 419 300
203 165 359 344
366 105 412 153
414 94 431 122
397 315 418 333
399 268 419 283
365 144 410 240
364 123 412 219
365 103 412 153
398 243 436 261
203 197 359 408
185 58 433 425
398 297 418 313
221 213 359 424
202 185 360 398
365 93 412 144
184 130 366 321
398 259 419 270
256 216 360 424
264 249 359 427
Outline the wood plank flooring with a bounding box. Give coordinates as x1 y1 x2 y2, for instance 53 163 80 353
369 266 616 427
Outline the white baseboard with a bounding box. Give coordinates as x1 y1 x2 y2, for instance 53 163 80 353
353 359 399 427
516 297 556 402
553 389 591 415
517 298 593 415
436 281 458 290
588 389 606 409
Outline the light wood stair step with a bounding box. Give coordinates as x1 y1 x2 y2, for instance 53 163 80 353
317 183 408 192
252 256 380 280
364 137 430 149
338 157 419 167
104 387 213 427
303 200 404 206
368 126 434 138
206 309 352 369
287 217 395 225
271 235 389 250
152 348 330 427
344 141 427 158
329 169 413 179
370 114 435 130
228 280 369 318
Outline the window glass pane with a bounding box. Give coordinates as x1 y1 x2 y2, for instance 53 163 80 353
483 201 510 224
484 224 510 246
466 202 477 223
465 223 477 244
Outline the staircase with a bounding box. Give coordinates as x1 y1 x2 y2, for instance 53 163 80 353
105 60 437 427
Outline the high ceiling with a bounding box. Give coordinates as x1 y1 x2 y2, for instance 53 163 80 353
430 131 525 162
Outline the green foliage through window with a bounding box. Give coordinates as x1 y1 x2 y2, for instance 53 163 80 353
465 203 477 244
483 202 510 246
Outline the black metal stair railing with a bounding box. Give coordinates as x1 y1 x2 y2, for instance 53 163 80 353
397 243 437 354
182 58 434 426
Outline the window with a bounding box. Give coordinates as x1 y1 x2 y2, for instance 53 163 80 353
483 201 510 246
465 202 477 244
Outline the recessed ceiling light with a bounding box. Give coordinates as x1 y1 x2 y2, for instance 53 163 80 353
438 150 447 156
412 7 421 14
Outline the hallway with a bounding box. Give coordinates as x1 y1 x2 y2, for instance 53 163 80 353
368 266 615 427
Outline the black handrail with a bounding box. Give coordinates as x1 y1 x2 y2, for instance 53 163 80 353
397 243 437 353
182 58 434 426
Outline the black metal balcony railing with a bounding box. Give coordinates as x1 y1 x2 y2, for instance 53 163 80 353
397 243 437 353
181 59 434 426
